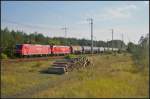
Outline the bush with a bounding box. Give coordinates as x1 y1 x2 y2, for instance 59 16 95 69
1 53 8 59
65 54 77 59
105 51 113 54
118 49 122 54
129 44 149 71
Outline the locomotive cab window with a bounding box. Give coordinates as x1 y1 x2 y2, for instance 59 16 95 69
16 45 23 49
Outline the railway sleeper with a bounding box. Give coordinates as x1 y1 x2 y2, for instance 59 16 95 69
47 67 67 74
47 56 92 74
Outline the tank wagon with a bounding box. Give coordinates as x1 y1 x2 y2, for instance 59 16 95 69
70 46 82 54
93 47 99 53
113 48 118 51
99 47 105 53
82 46 91 54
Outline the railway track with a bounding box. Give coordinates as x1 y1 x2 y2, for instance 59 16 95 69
1 53 99 64
1 56 65 64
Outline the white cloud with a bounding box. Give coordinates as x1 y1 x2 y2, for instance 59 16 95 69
75 4 137 26
100 5 137 20
78 4 138 24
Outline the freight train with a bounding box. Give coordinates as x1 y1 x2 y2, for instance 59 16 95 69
15 44 119 56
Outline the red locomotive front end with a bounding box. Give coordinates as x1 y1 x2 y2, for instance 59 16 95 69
16 44 29 55
15 44 51 56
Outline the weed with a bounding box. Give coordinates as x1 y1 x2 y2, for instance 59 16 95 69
64 54 77 59
1 53 8 59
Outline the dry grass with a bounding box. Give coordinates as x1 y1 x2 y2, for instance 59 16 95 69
33 53 149 98
1 53 149 98
1 60 56 97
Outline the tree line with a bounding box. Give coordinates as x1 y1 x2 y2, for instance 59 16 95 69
1 27 148 72
1 27 126 58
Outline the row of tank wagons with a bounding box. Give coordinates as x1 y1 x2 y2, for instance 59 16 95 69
76 46 119 54
15 44 119 56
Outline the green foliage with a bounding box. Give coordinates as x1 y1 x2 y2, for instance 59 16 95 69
107 40 126 49
48 39 61 45
1 53 8 59
65 54 77 59
127 34 149 71
105 51 113 54
117 49 122 54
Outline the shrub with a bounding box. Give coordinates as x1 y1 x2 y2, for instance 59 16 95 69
129 43 149 72
105 51 113 54
1 53 8 59
65 54 77 59
118 49 122 54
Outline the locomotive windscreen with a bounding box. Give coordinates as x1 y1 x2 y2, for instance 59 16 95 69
16 45 22 49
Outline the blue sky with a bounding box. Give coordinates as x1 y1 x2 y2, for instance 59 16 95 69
1 1 149 44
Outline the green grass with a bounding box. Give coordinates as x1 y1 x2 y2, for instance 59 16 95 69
64 54 77 59
1 53 149 98
1 53 8 59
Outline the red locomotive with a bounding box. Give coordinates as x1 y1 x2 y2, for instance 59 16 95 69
51 45 71 55
16 44 51 56
16 44 71 56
